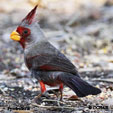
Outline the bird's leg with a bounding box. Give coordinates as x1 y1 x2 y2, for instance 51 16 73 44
59 83 63 101
40 81 46 94
34 81 46 101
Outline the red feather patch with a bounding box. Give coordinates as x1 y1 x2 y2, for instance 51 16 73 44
40 65 59 70
16 26 31 48
22 5 38 25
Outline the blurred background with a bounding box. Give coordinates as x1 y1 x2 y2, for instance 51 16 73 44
0 0 113 112
1 0 113 72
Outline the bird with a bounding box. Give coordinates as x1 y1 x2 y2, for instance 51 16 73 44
10 5 101 101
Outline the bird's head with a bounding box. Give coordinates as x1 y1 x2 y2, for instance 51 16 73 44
10 5 45 49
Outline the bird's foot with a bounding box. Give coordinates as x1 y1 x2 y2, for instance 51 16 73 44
33 92 51 104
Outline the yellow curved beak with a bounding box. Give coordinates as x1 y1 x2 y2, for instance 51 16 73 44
10 31 21 41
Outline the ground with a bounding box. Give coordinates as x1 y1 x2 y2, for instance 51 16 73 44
0 0 113 113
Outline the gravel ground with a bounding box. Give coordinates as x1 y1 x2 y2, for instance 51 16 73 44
0 0 113 113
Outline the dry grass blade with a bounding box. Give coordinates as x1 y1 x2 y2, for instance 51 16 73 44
93 78 113 83
32 103 75 110
42 99 66 104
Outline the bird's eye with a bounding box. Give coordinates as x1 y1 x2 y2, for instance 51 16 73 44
23 30 28 34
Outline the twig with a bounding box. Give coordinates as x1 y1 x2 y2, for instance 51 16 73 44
32 103 75 110
0 88 6 95
42 99 66 104
93 78 113 83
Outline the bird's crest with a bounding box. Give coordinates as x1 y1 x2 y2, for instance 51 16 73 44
22 5 38 25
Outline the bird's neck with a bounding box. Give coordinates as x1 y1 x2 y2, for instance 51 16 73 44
21 30 46 49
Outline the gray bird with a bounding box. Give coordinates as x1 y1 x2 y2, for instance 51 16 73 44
10 5 101 100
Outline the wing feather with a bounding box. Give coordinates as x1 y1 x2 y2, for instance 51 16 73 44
25 42 78 75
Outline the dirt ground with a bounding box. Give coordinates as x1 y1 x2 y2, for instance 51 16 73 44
0 0 113 113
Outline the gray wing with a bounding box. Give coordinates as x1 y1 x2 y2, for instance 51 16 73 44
25 41 79 75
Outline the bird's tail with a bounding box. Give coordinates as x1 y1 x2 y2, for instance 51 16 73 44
59 74 101 97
